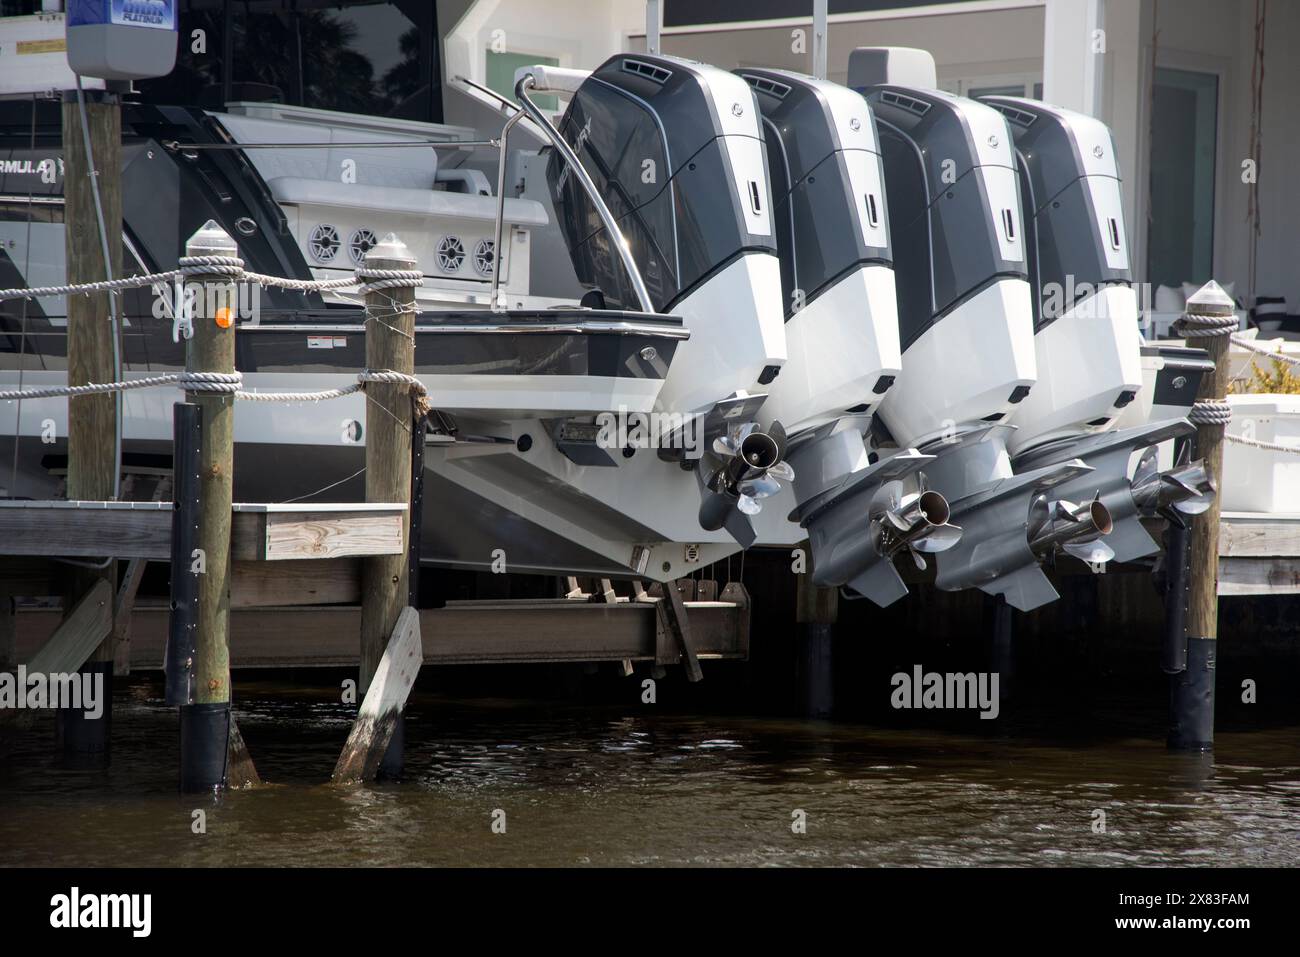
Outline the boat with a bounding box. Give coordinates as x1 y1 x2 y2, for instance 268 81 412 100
0 92 694 577
0 42 1215 597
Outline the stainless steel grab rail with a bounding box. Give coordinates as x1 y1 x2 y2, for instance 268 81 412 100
488 74 655 315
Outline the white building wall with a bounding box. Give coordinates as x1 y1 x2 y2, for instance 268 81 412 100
434 0 1297 315
439 0 643 131
1130 0 1298 310
634 5 1045 89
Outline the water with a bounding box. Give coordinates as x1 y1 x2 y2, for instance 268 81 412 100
2 678 1298 867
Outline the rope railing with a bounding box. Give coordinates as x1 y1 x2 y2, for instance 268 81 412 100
0 368 426 404
0 256 414 302
1224 432 1300 455
1229 331 1300 367
0 252 427 406
1219 333 1300 453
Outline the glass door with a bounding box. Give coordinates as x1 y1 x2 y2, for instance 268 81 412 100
1146 66 1218 289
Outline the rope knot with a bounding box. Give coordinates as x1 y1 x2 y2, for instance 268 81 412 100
177 371 244 395
358 368 429 416
177 255 246 279
355 268 425 297
1188 398 1231 428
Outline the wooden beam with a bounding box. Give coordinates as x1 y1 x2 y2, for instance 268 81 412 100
0 592 15 672
1218 514 1300 557
596 579 634 676
719 582 752 658
111 559 148 677
660 580 703 682
1218 557 1300 596
227 716 261 789
0 502 405 561
332 607 422 784
24 579 113 676
112 476 171 676
0 502 171 559
231 558 362 608
14 599 751 670
231 505 407 561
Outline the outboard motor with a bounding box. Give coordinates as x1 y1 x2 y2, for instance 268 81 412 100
548 53 787 422
736 66 960 604
982 96 1216 561
842 47 1093 611
736 67 900 436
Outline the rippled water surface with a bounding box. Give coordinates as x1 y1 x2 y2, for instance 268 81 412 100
2 681 1298 867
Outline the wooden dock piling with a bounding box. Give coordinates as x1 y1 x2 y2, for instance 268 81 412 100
1170 280 1236 751
179 222 239 791
795 545 836 718
58 88 122 767
355 235 421 779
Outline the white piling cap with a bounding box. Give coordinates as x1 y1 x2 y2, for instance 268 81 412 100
185 219 237 254
364 232 416 266
1185 280 1236 316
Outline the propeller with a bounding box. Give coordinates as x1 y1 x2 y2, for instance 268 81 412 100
698 421 795 536
1131 443 1216 527
1028 493 1115 565
869 476 963 571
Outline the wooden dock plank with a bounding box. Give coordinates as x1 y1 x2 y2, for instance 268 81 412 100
0 503 173 559
1218 557 1300 596
264 509 405 561
0 501 405 561
1218 513 1300 558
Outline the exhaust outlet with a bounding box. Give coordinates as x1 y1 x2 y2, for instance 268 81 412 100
1028 496 1114 562
723 431 781 486
875 489 958 558
698 422 795 537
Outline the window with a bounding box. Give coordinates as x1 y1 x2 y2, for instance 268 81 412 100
940 75 1042 101
135 1 440 122
0 198 150 337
